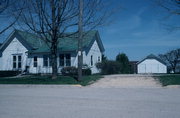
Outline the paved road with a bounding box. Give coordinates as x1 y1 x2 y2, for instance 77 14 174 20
0 85 180 118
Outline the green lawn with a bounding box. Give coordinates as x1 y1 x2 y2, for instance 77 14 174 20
0 75 102 86
155 74 180 86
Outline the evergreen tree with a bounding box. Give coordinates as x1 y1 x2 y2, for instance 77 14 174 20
116 53 130 74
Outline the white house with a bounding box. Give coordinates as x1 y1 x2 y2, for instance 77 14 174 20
137 54 167 74
0 29 105 74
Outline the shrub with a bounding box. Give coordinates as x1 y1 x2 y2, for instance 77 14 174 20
0 71 21 77
155 75 180 86
61 66 92 76
61 67 77 76
82 68 92 75
116 53 130 74
96 60 121 75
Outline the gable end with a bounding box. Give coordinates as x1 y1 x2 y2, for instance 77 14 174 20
85 31 105 55
137 54 166 66
0 30 33 55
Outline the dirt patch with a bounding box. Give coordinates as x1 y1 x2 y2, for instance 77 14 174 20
89 74 161 88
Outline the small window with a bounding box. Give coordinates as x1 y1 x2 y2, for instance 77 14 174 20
49 57 52 67
98 56 100 62
13 56 16 61
59 54 71 67
59 54 64 66
43 55 48 67
12 55 22 69
18 56 21 69
34 56 38 67
18 56 21 61
43 55 52 67
66 54 71 66
91 55 93 66
13 56 16 69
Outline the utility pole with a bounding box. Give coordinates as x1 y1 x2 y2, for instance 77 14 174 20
78 0 83 81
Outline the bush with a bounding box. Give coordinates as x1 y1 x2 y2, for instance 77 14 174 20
155 75 180 86
116 53 130 74
96 60 121 75
61 66 92 76
61 67 77 76
0 71 21 77
82 68 92 75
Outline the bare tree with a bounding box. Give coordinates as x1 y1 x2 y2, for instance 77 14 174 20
156 0 180 30
0 0 9 13
159 48 180 73
156 0 180 15
0 0 22 34
15 0 117 79
15 0 79 79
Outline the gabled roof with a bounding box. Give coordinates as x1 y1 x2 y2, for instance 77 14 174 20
0 29 104 54
137 54 166 65
0 30 33 54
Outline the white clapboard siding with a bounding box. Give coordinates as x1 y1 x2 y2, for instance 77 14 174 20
138 59 167 74
0 30 104 74
0 38 28 71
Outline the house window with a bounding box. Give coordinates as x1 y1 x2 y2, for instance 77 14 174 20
43 55 52 67
13 56 16 69
59 54 71 67
49 57 52 67
43 55 48 67
98 56 100 62
66 54 71 66
34 56 38 67
91 55 93 66
18 56 22 69
12 55 22 69
59 54 64 66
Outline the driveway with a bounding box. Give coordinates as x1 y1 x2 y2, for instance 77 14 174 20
89 74 161 88
0 83 180 118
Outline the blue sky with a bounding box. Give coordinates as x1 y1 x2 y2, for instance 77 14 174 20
98 0 180 61
0 0 179 61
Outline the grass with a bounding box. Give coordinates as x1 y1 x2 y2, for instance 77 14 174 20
0 75 102 86
155 74 180 86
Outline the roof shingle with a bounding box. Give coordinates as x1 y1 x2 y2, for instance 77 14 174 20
14 30 101 53
137 54 166 65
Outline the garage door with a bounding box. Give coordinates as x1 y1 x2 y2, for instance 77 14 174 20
138 64 146 73
151 64 158 73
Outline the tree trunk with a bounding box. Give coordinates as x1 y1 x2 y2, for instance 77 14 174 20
172 61 178 73
51 40 58 79
51 0 58 79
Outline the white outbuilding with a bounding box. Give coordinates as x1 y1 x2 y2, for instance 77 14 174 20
137 54 167 74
